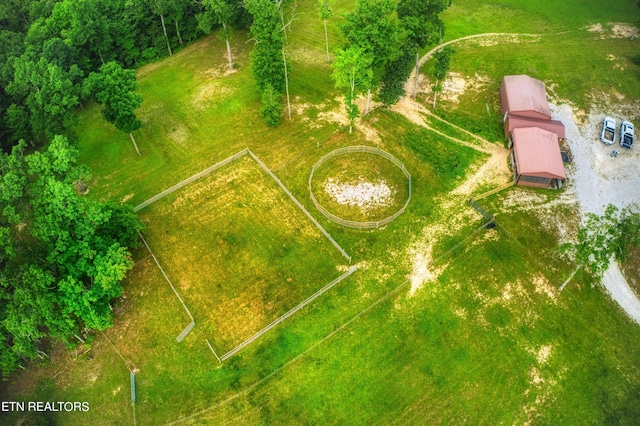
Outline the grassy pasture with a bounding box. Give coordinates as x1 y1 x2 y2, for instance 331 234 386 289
2 0 640 424
138 155 348 353
419 31 640 143
442 0 640 38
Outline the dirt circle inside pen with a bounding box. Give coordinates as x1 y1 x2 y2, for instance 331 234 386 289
309 147 411 228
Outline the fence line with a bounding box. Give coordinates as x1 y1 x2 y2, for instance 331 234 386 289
135 149 356 345
219 265 358 362
248 150 352 263
134 149 249 212
468 199 494 221
472 181 515 201
205 339 222 363
308 146 412 229
139 232 195 342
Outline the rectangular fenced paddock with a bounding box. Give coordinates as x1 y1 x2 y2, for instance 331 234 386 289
135 150 353 359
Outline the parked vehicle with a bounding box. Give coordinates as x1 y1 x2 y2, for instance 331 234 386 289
620 121 634 149
600 116 616 145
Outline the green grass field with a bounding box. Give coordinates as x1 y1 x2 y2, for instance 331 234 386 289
138 155 348 353
2 0 640 424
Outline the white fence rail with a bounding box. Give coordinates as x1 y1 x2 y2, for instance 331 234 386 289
308 146 412 229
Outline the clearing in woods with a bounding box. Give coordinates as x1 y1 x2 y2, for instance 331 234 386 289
137 155 349 354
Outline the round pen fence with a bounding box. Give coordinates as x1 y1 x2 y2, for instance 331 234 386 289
308 146 412 229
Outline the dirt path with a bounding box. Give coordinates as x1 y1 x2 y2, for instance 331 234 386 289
407 32 542 96
391 97 495 154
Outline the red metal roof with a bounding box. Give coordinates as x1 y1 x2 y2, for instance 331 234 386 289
500 75 551 120
513 127 566 179
505 115 565 139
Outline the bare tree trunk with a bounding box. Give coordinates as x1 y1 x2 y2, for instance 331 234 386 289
129 133 141 156
175 20 183 44
349 79 355 134
432 78 438 109
280 10 288 44
324 19 330 63
98 51 105 65
412 51 420 99
222 22 233 70
559 266 581 292
283 48 291 120
160 14 172 56
364 87 371 115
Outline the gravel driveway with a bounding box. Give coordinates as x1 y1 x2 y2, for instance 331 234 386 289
552 103 640 325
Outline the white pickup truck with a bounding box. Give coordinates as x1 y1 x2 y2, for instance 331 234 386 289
600 117 616 145
620 121 634 149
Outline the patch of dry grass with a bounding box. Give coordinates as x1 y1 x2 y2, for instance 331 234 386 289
138 156 347 353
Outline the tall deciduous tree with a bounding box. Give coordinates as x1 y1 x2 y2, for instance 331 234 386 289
246 0 286 125
432 45 453 108
197 0 235 70
6 57 82 144
52 0 114 66
341 0 400 114
380 0 449 104
332 46 373 133
0 136 143 378
83 61 143 155
148 0 175 56
319 0 334 63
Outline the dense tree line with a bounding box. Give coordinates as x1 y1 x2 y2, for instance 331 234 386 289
332 0 450 122
0 136 143 377
0 0 253 378
0 0 250 151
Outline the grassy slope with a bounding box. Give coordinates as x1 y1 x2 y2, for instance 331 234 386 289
2 0 640 424
139 156 347 353
425 0 640 142
442 0 640 37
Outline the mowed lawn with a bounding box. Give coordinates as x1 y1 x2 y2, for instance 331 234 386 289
138 155 348 353
2 0 640 424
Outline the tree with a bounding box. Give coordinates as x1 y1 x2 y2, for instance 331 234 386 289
197 0 235 70
260 83 282 126
0 135 143 378
318 0 334 63
83 61 143 155
432 45 453 108
379 0 449 104
52 0 114 66
5 57 82 144
246 0 285 92
246 0 286 126
148 0 175 56
341 0 400 114
332 46 373 133
560 204 640 279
